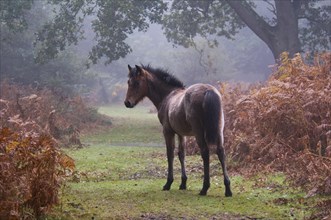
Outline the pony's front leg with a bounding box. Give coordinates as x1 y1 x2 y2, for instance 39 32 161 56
163 130 175 191
178 135 187 190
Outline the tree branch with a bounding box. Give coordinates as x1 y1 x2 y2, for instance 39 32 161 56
192 43 209 75
262 0 277 17
225 0 274 47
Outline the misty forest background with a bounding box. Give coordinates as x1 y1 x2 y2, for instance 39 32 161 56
1 1 277 103
0 0 331 219
1 0 330 97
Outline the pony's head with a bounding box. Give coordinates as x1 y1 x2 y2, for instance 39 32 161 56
124 65 149 108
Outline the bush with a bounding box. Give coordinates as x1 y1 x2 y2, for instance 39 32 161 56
221 52 331 195
0 81 111 146
0 81 111 218
0 127 75 219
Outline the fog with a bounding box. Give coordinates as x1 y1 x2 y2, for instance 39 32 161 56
81 23 274 86
72 19 274 104
2 0 328 104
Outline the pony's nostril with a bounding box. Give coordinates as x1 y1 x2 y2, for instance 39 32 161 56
124 100 133 108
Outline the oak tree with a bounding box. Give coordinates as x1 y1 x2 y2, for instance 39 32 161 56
1 0 330 64
164 0 331 59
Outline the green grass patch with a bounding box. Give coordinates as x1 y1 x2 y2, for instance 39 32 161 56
51 146 315 220
82 105 164 146
49 105 322 219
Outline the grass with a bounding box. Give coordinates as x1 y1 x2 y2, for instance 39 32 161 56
82 105 164 146
49 105 321 219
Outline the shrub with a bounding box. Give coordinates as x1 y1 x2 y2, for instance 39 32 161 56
221 52 331 195
0 81 111 146
0 81 109 218
0 127 75 219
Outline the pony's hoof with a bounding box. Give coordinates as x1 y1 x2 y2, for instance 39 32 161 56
179 185 186 190
225 191 233 197
163 179 173 191
199 190 207 196
163 185 171 191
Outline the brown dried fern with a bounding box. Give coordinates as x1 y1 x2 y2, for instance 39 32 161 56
219 52 331 195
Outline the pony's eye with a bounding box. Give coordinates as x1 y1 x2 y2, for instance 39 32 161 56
128 79 139 88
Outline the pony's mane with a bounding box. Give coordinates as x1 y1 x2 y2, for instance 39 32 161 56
142 64 185 88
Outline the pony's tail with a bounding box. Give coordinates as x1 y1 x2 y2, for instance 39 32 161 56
203 90 221 145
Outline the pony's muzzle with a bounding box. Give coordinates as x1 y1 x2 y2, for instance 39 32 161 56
124 100 134 108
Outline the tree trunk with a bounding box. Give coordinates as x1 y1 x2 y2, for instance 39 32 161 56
272 1 301 58
226 0 302 60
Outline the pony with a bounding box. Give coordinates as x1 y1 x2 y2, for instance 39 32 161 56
124 64 232 197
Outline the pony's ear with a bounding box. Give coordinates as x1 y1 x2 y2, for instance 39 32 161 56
128 65 132 71
135 65 143 75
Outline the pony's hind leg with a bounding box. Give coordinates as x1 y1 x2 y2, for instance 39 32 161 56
216 143 232 197
195 134 210 195
163 130 175 191
178 135 187 190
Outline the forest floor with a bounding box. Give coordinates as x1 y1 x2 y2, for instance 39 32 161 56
48 105 324 219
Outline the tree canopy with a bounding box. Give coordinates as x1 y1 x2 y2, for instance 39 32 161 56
0 1 92 91
164 0 330 59
0 0 34 32
1 0 330 66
